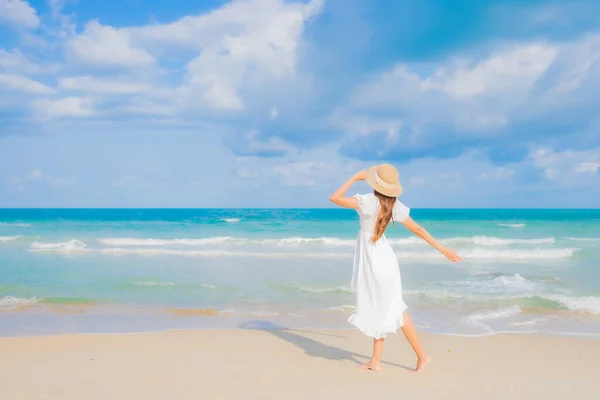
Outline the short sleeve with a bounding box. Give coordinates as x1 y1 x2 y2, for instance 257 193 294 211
393 200 410 222
353 193 377 217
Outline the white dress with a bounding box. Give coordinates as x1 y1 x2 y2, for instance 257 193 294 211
348 193 411 339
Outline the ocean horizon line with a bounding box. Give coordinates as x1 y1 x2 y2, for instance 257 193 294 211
1 207 600 210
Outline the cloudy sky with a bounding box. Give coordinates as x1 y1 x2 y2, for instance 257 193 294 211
0 0 599 208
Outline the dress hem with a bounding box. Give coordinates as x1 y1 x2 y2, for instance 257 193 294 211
347 310 407 339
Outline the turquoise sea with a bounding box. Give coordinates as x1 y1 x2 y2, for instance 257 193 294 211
1 208 599 337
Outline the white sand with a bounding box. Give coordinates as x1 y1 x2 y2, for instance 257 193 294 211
1 329 599 399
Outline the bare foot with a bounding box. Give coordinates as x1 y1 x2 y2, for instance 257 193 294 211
414 356 431 372
359 361 381 371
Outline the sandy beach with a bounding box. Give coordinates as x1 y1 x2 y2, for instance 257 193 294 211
1 327 598 400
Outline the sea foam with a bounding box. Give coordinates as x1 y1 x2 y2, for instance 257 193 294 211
30 240 87 253
95 235 557 248
0 222 31 227
395 247 576 260
29 239 577 260
498 223 526 228
0 296 39 309
544 295 600 314
565 237 600 242
0 236 21 243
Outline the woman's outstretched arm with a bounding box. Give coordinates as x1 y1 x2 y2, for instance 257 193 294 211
401 217 462 262
329 170 368 209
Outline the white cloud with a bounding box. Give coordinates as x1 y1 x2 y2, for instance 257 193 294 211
270 107 278 118
422 44 557 100
130 0 324 110
576 162 600 174
121 98 176 116
26 169 43 180
329 110 404 137
478 167 515 182
2 169 74 190
531 147 599 183
0 0 39 29
59 76 153 94
543 35 600 100
68 20 155 69
237 160 329 187
0 49 55 74
57 0 324 114
0 73 55 94
235 129 298 156
114 175 136 187
405 172 463 189
334 35 600 163
33 97 95 118
47 177 75 186
48 0 76 38
272 161 329 187
351 43 558 133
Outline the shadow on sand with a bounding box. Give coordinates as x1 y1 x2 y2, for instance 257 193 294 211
239 320 412 371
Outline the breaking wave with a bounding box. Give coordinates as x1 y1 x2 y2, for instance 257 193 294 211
0 296 39 310
0 236 21 243
30 240 87 253
95 235 557 248
0 222 31 227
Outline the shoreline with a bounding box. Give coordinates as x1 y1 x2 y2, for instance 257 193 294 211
1 329 599 399
2 325 600 340
2 302 600 338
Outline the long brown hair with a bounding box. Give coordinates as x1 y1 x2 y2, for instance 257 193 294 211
372 190 396 243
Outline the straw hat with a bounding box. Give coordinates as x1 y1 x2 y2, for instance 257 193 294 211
366 164 403 197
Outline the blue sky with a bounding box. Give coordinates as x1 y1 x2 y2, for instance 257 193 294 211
0 0 599 208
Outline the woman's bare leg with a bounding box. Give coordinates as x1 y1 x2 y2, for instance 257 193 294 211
360 338 384 371
400 312 431 371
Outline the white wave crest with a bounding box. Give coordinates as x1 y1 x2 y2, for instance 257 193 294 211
295 286 354 294
447 236 555 246
490 273 537 290
0 222 31 227
98 237 241 246
565 237 600 242
0 235 21 243
96 247 352 259
544 295 600 314
95 235 557 248
30 240 87 253
456 248 577 260
222 218 240 223
389 236 555 246
510 318 546 327
248 310 283 317
98 236 351 247
29 240 577 260
131 280 177 287
98 236 354 247
463 306 523 333
465 305 523 322
395 248 576 260
130 280 216 289
263 237 355 246
408 273 546 302
318 305 356 313
0 296 39 309
498 223 526 228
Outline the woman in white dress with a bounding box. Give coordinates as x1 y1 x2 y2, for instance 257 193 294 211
330 164 462 372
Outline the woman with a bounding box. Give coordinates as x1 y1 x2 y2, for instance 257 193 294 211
329 164 462 372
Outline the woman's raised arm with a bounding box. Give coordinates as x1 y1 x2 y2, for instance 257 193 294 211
401 217 462 262
329 170 368 209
